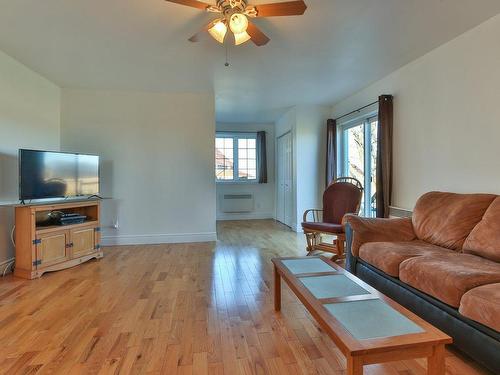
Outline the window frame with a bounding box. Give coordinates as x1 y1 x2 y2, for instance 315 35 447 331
337 110 378 217
215 132 259 184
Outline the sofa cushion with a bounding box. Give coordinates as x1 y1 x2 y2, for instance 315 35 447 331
412 192 496 251
459 283 500 332
399 253 500 308
301 222 343 233
463 196 500 262
359 241 452 277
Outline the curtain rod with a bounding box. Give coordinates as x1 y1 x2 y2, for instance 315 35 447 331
334 99 379 122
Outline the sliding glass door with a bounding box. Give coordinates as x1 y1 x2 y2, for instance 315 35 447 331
339 115 378 217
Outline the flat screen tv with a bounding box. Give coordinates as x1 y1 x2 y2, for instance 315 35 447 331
19 149 100 201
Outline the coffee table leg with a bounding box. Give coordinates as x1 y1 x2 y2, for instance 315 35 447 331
427 344 445 375
274 264 281 311
347 356 363 375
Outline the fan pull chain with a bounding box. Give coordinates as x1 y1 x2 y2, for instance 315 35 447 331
225 41 230 67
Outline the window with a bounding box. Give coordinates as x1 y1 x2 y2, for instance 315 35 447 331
339 114 378 217
216 133 257 182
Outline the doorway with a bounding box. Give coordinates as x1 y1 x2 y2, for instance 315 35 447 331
339 115 378 217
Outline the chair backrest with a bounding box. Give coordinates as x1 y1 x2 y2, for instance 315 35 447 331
323 177 363 224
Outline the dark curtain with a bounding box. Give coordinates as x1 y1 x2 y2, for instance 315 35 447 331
376 95 393 218
325 119 337 187
257 131 268 183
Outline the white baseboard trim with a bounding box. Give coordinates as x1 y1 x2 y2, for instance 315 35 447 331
101 232 217 246
216 212 275 221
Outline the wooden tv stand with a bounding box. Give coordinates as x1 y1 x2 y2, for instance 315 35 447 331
14 200 103 279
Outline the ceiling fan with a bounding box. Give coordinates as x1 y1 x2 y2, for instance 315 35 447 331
165 0 307 46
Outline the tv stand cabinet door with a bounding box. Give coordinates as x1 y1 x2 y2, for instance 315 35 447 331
71 226 97 258
36 231 71 269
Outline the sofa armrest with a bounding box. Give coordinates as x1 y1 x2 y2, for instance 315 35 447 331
343 214 416 257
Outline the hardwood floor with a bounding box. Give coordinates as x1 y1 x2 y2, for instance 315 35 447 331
0 220 491 374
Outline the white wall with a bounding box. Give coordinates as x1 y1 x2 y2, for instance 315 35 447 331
275 106 329 232
295 105 329 230
331 13 500 210
0 50 61 264
216 123 275 220
61 89 216 245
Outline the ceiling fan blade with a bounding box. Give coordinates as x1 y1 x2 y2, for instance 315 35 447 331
165 0 212 11
253 1 307 17
188 20 217 42
247 22 270 46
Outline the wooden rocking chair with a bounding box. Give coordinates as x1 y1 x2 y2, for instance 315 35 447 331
301 177 363 260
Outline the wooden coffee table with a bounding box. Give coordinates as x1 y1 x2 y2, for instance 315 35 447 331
272 256 452 375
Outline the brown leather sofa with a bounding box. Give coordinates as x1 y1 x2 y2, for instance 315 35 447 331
344 191 500 372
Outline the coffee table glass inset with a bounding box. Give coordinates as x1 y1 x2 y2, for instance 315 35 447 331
281 258 334 274
325 299 424 339
299 275 369 299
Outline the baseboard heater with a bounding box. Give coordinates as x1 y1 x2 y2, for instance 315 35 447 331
221 194 254 213
389 206 413 218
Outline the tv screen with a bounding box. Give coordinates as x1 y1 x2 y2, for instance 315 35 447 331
19 149 100 200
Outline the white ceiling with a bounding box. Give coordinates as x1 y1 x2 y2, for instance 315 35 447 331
1 0 499 123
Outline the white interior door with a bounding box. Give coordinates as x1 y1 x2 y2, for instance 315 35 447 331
277 132 293 227
276 137 285 224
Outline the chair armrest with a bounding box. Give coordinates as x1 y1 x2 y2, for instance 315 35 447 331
343 214 416 257
303 209 323 223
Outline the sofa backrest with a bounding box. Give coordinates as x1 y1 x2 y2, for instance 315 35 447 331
412 192 496 251
463 196 500 262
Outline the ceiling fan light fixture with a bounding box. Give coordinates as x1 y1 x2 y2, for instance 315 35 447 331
166 0 308 47
229 13 249 34
208 20 227 44
234 31 251 45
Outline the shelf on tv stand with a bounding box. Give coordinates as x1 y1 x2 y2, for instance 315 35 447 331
36 220 100 235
